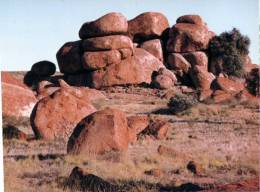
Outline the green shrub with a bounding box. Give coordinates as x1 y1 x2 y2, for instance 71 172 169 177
209 28 250 77
168 93 197 114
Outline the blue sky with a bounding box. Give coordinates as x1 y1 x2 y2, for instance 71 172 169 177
0 0 259 71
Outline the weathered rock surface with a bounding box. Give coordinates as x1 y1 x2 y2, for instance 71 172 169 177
2 81 37 118
152 68 177 89
67 108 129 155
82 35 133 51
1 72 28 89
167 53 191 73
31 81 96 140
82 50 123 70
182 51 208 70
79 12 128 39
31 61 56 76
91 48 164 89
216 77 244 94
140 39 163 62
127 115 149 142
56 41 83 74
176 15 205 26
190 65 215 90
128 12 169 42
139 120 170 140
167 23 214 53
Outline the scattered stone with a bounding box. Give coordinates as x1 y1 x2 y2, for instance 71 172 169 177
56 41 84 74
139 120 170 140
187 161 204 175
127 115 149 142
79 12 128 39
140 39 164 62
31 61 56 76
82 35 133 51
67 108 129 155
128 12 169 42
157 145 177 157
144 168 162 177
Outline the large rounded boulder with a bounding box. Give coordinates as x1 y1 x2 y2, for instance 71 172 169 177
79 12 128 39
31 82 96 141
31 61 56 77
67 108 129 155
56 41 84 74
128 12 169 42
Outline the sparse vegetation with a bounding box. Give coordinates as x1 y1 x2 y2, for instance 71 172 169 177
209 28 250 77
168 93 197 114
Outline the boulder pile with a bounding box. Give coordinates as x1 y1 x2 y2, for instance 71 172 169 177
167 15 216 92
57 12 168 89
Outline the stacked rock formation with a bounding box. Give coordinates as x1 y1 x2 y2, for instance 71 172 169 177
167 15 216 92
57 12 169 89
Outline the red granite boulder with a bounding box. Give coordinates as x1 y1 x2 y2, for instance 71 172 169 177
176 15 205 26
91 48 164 89
31 61 56 76
79 12 128 39
67 108 129 155
140 39 163 62
82 35 133 51
31 81 96 140
56 41 83 74
128 12 169 42
167 23 214 53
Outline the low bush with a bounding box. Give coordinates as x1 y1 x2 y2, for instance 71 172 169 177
168 93 197 114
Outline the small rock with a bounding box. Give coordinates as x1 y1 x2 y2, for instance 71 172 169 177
187 161 204 175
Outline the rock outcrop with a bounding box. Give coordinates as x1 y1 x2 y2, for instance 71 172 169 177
2 72 37 118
